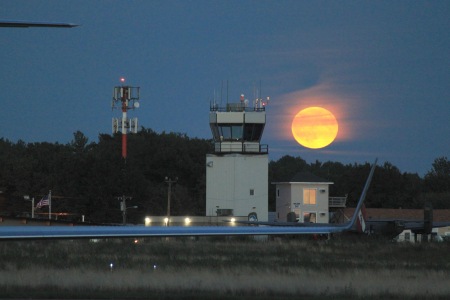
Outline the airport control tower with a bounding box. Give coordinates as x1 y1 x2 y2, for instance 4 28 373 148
206 94 269 221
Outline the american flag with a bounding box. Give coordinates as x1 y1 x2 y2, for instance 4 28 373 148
36 195 49 208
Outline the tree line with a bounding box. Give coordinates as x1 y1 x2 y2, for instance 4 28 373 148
0 129 448 224
268 155 450 212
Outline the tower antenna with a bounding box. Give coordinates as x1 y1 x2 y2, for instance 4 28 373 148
259 80 262 100
112 78 141 160
220 80 223 106
226 80 229 104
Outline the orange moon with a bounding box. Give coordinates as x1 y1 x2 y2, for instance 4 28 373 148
291 107 339 149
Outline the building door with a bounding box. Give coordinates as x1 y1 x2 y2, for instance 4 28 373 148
303 212 317 223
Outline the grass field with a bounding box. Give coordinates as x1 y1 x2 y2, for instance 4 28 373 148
0 236 449 299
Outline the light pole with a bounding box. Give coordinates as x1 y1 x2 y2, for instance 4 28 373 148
125 205 138 224
165 176 178 226
24 195 34 218
216 205 220 225
119 195 136 225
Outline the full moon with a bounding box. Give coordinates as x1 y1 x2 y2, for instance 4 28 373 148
291 107 339 149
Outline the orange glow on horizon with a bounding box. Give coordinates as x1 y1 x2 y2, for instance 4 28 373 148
291 107 338 149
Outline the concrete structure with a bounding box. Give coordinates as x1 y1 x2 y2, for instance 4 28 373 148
273 172 345 223
206 94 269 221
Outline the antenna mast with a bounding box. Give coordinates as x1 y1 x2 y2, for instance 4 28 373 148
112 77 140 160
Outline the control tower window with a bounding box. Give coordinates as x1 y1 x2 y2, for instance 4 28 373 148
214 124 243 141
231 125 243 140
220 126 231 140
210 124 220 141
211 123 264 142
243 124 264 142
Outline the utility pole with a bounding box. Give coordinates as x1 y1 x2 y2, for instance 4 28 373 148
24 195 35 218
48 190 52 220
165 177 178 226
120 195 127 225
119 195 137 225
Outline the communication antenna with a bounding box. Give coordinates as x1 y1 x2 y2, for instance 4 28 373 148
253 80 262 105
259 80 262 100
112 77 141 159
212 89 216 109
220 81 223 106
226 80 229 105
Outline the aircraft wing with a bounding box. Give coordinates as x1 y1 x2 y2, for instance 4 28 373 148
0 20 78 28
227 220 336 227
0 159 377 240
0 224 353 240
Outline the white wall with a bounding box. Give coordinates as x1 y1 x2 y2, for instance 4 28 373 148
206 153 268 221
275 185 291 221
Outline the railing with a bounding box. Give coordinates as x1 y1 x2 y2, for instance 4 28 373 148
214 142 268 154
210 102 265 112
329 196 347 208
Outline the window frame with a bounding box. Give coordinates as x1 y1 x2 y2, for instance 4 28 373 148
303 188 317 205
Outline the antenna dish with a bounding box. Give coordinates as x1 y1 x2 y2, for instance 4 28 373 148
134 102 140 108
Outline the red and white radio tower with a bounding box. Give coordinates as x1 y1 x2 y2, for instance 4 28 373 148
112 78 140 160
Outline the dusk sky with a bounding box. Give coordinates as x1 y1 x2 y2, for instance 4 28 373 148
1 0 449 176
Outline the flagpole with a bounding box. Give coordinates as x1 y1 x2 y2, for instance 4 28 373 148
49 190 52 220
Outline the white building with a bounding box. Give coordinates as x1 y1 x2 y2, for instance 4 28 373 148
273 172 341 223
206 95 269 221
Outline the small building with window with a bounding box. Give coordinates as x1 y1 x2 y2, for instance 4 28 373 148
273 172 334 223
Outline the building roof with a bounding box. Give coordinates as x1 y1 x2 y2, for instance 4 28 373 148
343 208 450 222
273 171 333 184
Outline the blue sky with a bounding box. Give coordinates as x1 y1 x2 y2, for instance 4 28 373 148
1 0 449 176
